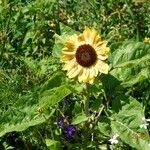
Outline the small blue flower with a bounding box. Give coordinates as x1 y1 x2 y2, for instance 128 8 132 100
57 118 64 128
63 124 76 139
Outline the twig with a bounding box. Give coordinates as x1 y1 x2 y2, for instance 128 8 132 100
84 83 90 117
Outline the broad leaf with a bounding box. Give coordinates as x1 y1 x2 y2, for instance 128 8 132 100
109 41 150 87
0 72 71 137
39 85 72 108
72 114 88 125
111 95 150 150
45 139 61 150
40 72 65 92
110 41 150 67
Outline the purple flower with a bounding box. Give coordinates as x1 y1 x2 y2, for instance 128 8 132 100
57 118 64 128
63 124 76 139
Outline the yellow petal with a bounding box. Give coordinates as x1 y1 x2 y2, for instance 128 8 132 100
67 67 77 78
88 28 98 45
92 66 99 77
65 41 75 49
84 69 90 80
89 66 95 79
144 37 150 43
78 69 86 82
83 75 94 84
96 60 109 74
83 67 96 83
78 68 89 82
82 69 91 82
61 55 74 61
62 47 73 52
67 65 82 78
94 41 107 50
62 51 75 55
78 34 85 42
83 27 91 44
63 58 76 71
94 34 101 45
65 35 78 49
97 54 108 60
89 78 94 84
96 46 110 56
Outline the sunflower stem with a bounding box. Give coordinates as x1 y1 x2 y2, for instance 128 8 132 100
84 83 90 117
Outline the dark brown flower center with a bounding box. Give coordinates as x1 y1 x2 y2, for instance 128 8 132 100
75 44 97 67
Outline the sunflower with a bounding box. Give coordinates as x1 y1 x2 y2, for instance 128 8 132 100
61 27 109 84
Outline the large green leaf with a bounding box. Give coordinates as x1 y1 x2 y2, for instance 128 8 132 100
39 85 71 108
0 106 55 137
0 90 55 137
111 95 150 150
109 41 150 87
40 72 66 92
110 41 150 67
0 72 71 137
110 67 149 88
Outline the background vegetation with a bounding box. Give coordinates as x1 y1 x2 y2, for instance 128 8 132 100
0 0 150 149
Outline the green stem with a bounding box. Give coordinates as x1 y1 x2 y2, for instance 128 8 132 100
82 83 91 147
94 105 105 124
84 83 90 117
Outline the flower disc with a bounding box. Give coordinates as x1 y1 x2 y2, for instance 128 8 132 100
75 44 97 67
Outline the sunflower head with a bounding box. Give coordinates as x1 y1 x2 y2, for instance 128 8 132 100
61 27 110 84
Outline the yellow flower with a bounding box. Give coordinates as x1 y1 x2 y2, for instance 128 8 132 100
61 27 109 84
144 37 150 44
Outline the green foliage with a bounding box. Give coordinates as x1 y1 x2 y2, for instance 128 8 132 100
98 117 111 136
0 0 150 149
45 139 61 150
72 114 88 125
110 41 150 68
0 71 71 137
110 41 150 88
40 85 71 108
111 95 149 150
